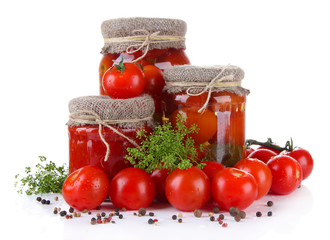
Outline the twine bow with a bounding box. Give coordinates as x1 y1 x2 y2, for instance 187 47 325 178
69 110 147 162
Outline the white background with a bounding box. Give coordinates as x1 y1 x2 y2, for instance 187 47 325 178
1 0 329 239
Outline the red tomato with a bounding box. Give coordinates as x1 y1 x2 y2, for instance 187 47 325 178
169 107 217 144
267 155 302 195
109 168 155 210
102 61 146 99
284 148 313 180
244 147 255 158
157 49 190 66
62 166 110 211
234 158 272 199
150 168 169 202
248 148 278 164
143 65 165 96
201 161 225 181
165 167 210 211
212 168 258 210
257 146 282 155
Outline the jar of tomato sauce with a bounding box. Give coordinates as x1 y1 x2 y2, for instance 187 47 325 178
163 65 249 167
99 17 190 122
67 95 155 181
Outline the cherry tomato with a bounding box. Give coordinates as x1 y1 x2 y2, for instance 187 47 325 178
212 168 258 210
150 168 169 202
99 53 119 95
165 167 210 211
257 146 282 155
62 166 110 211
248 148 278 164
102 61 146 99
169 107 217 144
156 49 190 68
267 155 302 195
234 158 272 199
109 168 155 210
201 161 225 181
284 148 313 180
143 65 165 96
244 147 255 158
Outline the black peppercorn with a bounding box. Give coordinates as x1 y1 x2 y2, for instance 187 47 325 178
267 211 272 217
172 215 177 220
229 207 239 217
256 211 262 217
46 200 50 205
148 218 154 224
267 201 274 207
178 218 183 223
138 208 146 216
101 212 106 217
115 207 120 212
213 207 220 213
239 211 246 219
234 214 241 222
69 207 74 213
36 197 42 202
149 212 154 217
41 199 46 204
194 209 202 218
60 211 67 217
119 214 123 219
210 216 215 221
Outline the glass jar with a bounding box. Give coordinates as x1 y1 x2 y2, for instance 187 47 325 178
67 95 155 180
99 18 190 123
162 65 249 167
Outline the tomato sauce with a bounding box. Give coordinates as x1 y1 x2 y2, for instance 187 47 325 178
68 125 149 181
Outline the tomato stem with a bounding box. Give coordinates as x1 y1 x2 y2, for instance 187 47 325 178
245 138 294 152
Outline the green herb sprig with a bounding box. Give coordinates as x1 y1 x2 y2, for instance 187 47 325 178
15 156 68 195
126 114 205 173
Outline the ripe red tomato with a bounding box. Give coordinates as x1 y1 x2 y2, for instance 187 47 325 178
143 65 165 96
248 148 278 164
201 161 225 181
102 61 146 99
169 107 217 144
257 146 282 155
165 167 210 211
109 168 155 210
62 166 110 211
150 168 169 202
244 147 255 158
234 158 272 199
212 168 258 210
267 155 302 195
284 148 313 180
157 49 190 67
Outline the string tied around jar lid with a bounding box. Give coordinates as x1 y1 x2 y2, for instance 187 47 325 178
69 110 149 162
104 29 186 63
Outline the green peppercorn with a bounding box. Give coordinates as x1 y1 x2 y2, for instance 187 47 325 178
194 209 202 218
239 211 246 219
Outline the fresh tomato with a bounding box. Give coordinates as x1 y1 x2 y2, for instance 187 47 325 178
143 65 165 96
248 148 278 164
283 148 313 180
267 155 302 195
234 158 272 199
201 161 225 181
150 168 169 202
244 147 255 158
165 167 210 211
257 146 282 155
102 60 146 99
62 166 110 211
169 107 217 144
212 168 258 210
109 168 155 210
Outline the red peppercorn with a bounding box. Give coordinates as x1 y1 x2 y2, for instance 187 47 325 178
222 223 228 228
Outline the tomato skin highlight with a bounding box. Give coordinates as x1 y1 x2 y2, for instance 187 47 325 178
212 168 258 210
109 168 155 210
284 148 313 180
267 155 302 195
102 62 146 99
165 167 210 212
62 166 110 211
234 158 272 199
248 148 278 164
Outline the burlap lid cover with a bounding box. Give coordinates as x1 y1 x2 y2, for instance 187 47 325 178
67 94 155 129
101 17 187 54
163 65 250 96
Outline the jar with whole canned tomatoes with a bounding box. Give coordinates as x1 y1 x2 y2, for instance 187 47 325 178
99 17 190 122
67 94 155 181
162 65 249 167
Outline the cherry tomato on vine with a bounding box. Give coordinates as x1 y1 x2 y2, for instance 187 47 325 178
165 167 210 212
102 60 146 99
248 148 278 164
267 155 302 195
109 168 155 210
234 158 272 199
62 166 110 211
150 168 169 202
169 107 217 144
212 168 258 210
284 148 313 180
201 161 225 181
143 65 165 96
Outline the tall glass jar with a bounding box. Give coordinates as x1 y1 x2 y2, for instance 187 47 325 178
99 17 190 123
162 65 249 167
67 95 155 181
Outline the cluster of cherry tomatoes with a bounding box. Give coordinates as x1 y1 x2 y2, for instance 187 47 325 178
62 144 313 212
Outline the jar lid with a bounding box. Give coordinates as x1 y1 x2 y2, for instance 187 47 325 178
163 65 250 96
101 17 187 54
67 94 155 129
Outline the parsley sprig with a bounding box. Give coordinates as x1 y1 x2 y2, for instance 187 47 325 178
15 156 68 195
126 114 204 173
